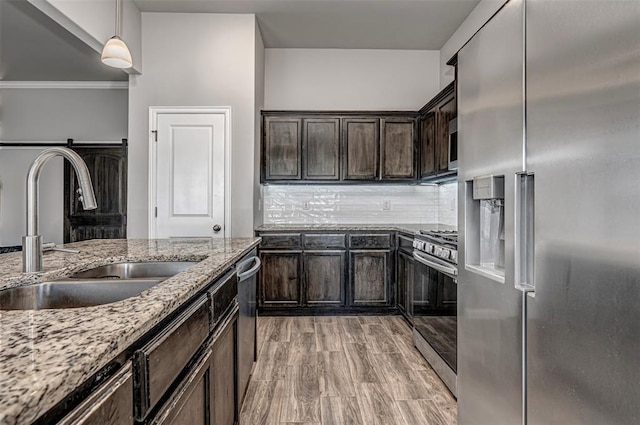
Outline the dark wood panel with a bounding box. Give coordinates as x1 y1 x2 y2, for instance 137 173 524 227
150 348 211 425
264 117 302 181
260 251 302 307
303 118 340 180
342 118 380 180
134 297 210 420
58 366 133 425
349 250 392 306
349 234 392 249
260 233 302 249
303 233 346 249
396 250 415 322
381 119 416 180
207 271 237 329
304 251 346 307
419 112 437 178
211 316 237 425
64 146 127 243
436 94 456 173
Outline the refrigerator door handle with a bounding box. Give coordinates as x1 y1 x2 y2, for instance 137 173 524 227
515 172 535 293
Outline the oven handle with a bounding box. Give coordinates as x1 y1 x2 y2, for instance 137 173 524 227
413 250 458 279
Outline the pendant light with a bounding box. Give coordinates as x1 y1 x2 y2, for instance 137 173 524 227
101 0 132 68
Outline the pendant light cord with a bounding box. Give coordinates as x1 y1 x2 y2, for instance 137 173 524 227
115 0 122 37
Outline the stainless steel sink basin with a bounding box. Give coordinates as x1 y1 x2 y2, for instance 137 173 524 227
0 278 162 310
0 261 198 310
70 261 197 280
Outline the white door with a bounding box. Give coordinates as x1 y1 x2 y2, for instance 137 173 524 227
153 112 227 238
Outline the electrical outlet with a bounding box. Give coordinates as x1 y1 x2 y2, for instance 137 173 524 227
303 201 311 211
450 198 456 211
382 200 391 211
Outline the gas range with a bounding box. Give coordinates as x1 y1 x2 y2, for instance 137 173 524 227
413 229 458 265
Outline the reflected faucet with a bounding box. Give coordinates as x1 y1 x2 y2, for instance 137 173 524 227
23 147 97 272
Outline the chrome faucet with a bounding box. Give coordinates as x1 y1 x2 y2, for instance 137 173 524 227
23 147 97 272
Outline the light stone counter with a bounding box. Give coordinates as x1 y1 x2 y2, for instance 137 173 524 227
0 237 260 425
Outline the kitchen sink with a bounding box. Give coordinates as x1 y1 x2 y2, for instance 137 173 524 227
0 261 198 310
69 261 197 280
0 278 163 310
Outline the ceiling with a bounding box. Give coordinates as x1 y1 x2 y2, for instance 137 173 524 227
0 0 128 81
133 0 481 50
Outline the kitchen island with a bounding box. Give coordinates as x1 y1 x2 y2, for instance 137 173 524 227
0 237 260 425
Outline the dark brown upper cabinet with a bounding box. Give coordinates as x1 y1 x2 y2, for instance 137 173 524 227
303 118 340 180
419 112 436 178
342 118 380 180
263 117 302 181
418 81 457 180
381 118 417 180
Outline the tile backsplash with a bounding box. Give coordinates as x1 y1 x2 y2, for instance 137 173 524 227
263 183 458 227
438 182 458 226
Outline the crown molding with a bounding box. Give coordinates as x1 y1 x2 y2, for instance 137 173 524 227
0 81 128 89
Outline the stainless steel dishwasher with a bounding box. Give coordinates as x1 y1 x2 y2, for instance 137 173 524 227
236 249 261 408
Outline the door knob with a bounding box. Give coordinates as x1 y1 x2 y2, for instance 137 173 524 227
213 224 222 232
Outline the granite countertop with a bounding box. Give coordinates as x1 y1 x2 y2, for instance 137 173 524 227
255 223 457 234
0 237 261 425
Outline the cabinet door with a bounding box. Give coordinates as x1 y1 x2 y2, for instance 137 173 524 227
436 94 456 173
150 348 211 425
263 117 302 181
419 112 437 178
397 251 415 320
211 315 237 425
304 251 346 307
381 118 416 180
349 250 392 306
259 251 302 307
58 365 133 425
342 118 380 180
303 118 340 180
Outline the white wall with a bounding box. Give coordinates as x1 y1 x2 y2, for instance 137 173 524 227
0 87 128 141
28 0 142 73
439 0 507 88
128 13 262 238
254 21 265 229
0 147 63 246
265 49 440 110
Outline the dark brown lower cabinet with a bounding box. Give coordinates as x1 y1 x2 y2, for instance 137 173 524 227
259 251 302 307
58 365 133 425
303 251 346 307
150 311 238 425
397 250 415 322
211 316 237 425
349 250 393 306
150 348 211 425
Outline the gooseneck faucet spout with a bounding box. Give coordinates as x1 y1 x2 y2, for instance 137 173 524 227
23 147 97 272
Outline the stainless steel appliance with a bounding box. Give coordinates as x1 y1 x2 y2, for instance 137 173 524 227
448 118 458 171
412 229 458 395
457 1 640 424
236 250 261 407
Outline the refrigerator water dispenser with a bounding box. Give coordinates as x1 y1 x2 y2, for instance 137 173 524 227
465 175 505 282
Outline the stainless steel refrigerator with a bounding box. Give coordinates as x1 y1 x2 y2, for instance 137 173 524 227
457 1 640 424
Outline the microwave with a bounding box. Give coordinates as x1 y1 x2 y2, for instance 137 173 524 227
448 117 458 171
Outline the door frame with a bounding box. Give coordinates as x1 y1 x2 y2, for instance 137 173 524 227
148 106 232 238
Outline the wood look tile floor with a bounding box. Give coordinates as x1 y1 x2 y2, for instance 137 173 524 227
239 316 457 425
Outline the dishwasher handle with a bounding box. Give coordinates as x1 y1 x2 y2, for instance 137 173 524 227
238 256 261 281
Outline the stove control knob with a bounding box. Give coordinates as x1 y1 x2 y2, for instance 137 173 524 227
433 246 442 257
440 248 451 260
450 250 458 263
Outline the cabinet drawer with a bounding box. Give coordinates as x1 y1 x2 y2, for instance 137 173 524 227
59 365 133 425
260 233 302 249
303 234 346 249
348 234 392 249
134 296 210 420
208 270 238 328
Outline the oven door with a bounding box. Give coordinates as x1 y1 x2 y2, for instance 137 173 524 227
413 250 458 373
